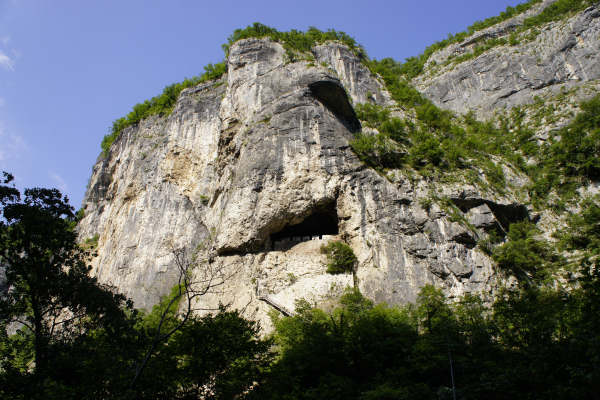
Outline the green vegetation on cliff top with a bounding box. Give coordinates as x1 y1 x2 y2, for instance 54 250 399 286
396 0 544 79
102 0 539 155
101 0 597 169
100 62 226 155
100 23 364 155
223 23 365 58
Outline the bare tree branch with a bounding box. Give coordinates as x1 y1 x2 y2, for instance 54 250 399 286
129 244 236 390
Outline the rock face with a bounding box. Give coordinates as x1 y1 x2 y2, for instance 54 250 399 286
78 3 598 328
414 1 600 117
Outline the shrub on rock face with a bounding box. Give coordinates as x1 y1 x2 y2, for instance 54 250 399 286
492 221 561 285
320 241 357 274
350 132 405 170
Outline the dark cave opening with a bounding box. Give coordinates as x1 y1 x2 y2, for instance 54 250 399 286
450 198 530 232
309 81 361 133
270 203 339 249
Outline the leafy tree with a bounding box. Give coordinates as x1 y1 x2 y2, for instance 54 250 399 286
554 95 600 179
0 173 133 399
557 196 600 256
492 221 560 285
253 289 419 400
125 272 273 400
320 241 357 274
350 132 404 170
408 131 444 168
0 174 272 399
166 310 272 399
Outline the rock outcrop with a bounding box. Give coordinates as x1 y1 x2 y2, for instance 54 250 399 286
78 2 598 328
414 1 600 117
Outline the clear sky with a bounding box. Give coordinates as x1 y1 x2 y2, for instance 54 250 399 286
0 0 525 208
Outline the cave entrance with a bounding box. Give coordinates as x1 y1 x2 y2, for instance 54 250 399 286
270 203 339 250
309 81 361 133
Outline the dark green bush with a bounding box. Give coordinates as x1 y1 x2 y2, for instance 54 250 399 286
320 241 357 274
223 23 364 59
354 103 390 128
482 159 506 191
492 221 560 285
364 58 428 107
551 95 600 180
255 265 600 400
440 139 467 169
408 131 444 168
379 118 406 144
525 94 600 207
350 133 405 170
415 103 453 132
354 103 407 144
350 133 379 168
477 230 503 256
557 197 600 256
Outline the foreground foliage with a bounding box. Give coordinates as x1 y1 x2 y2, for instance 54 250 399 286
0 174 272 399
250 195 600 400
254 273 599 400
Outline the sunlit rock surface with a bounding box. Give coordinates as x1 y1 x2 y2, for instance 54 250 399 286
79 3 598 328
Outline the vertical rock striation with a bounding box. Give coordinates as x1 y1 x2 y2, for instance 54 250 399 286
79 3 599 327
414 2 600 117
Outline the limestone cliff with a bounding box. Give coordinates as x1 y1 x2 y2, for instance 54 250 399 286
78 2 599 328
414 0 600 116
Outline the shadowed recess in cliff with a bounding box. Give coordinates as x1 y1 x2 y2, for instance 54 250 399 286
309 81 360 133
451 198 530 231
269 202 339 250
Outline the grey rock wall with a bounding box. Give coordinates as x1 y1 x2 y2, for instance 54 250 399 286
79 8 597 327
414 2 600 117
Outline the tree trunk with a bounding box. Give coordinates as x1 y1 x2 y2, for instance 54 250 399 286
31 295 48 380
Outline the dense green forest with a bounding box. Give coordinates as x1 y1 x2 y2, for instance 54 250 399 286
0 175 271 399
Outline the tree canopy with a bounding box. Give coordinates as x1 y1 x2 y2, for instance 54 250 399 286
0 173 272 399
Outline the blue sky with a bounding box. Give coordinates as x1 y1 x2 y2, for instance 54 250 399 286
0 0 525 208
